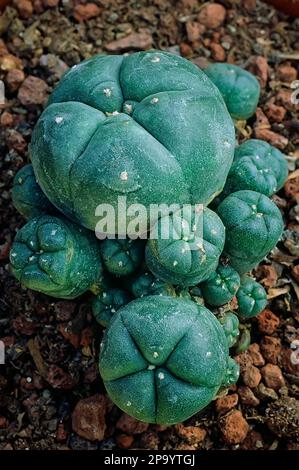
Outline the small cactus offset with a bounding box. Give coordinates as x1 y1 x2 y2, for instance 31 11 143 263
9 51 287 425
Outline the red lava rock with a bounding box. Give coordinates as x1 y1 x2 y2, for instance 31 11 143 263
0 416 8 429
261 336 281 364
0 111 13 127
285 176 299 202
57 323 80 349
56 422 68 442
241 430 263 450
265 100 287 123
72 394 107 441
6 68 25 92
291 265 299 282
198 3 226 29
258 310 280 335
250 56 268 87
277 63 297 83
18 76 48 106
261 364 285 390
186 21 205 42
73 3 101 22
46 365 77 390
235 351 253 373
238 386 260 406
210 42 226 61
254 127 288 149
115 433 134 449
14 0 33 19
215 393 239 414
220 409 249 445
175 423 207 444
105 28 152 52
242 364 262 388
180 42 193 57
247 343 265 367
0 54 23 72
116 413 149 435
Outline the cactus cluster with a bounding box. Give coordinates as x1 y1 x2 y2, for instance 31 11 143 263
9 51 287 425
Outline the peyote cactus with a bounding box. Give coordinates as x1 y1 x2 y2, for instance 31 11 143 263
217 190 284 274
221 139 288 198
100 238 145 276
30 51 235 234
204 63 260 120
200 263 240 306
9 215 102 299
92 288 132 327
99 296 239 424
218 311 240 348
145 207 225 286
12 164 57 219
236 276 267 319
9 51 288 427
126 271 176 298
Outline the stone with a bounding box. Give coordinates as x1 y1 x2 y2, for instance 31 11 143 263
261 364 285 390
105 29 153 52
220 410 249 444
247 343 265 367
242 364 262 388
6 68 25 92
238 386 260 406
210 42 226 61
258 310 280 335
0 54 23 71
260 336 281 364
72 394 107 441
241 430 264 450
198 3 226 29
15 0 33 19
115 433 134 449
179 42 193 57
277 64 297 83
73 3 101 22
0 111 13 127
116 413 149 434
42 0 59 6
215 393 239 414
265 100 287 123
175 423 207 444
249 56 268 88
285 176 299 202
256 382 278 401
5 130 27 154
18 76 48 106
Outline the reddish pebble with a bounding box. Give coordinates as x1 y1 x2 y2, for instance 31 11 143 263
73 3 101 22
198 3 226 29
115 433 134 449
265 101 287 123
6 69 25 92
285 176 299 202
18 76 48 106
258 310 280 335
238 386 260 407
260 336 281 364
72 394 107 441
15 0 33 19
247 343 265 367
210 42 226 61
0 111 13 127
261 364 285 390
215 393 239 414
0 416 8 429
175 423 207 444
180 42 193 57
242 364 262 388
220 410 249 444
186 21 205 42
116 413 149 435
250 56 268 87
277 64 297 83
